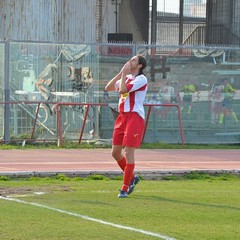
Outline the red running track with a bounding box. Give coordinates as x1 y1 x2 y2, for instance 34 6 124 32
0 149 239 177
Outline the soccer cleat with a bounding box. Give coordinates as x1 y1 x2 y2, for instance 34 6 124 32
128 175 140 195
118 190 128 198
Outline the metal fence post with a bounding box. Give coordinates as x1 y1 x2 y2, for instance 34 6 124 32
4 41 10 143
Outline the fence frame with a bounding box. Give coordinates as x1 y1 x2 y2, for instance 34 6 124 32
0 101 184 146
55 102 185 146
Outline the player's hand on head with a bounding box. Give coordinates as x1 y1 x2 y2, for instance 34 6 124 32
121 61 131 75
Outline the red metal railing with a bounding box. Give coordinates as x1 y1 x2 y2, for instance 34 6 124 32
0 101 184 146
143 103 184 144
55 102 185 146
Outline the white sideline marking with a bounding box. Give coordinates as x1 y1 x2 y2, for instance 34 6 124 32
0 196 176 240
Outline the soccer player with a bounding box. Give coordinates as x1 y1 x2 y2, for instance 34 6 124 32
181 81 196 114
219 78 238 124
158 81 175 118
210 81 224 124
105 54 147 198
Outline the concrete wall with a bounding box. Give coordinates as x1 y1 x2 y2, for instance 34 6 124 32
0 0 149 44
0 0 97 42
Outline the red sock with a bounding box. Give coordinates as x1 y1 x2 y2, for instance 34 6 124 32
117 157 126 171
122 163 135 192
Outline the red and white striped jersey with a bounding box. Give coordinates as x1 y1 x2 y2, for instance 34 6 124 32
115 74 148 119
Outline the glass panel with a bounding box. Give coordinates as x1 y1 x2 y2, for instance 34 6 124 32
136 44 240 144
8 42 99 141
2 41 240 144
0 43 5 139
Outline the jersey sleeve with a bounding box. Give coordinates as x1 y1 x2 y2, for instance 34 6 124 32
126 75 147 92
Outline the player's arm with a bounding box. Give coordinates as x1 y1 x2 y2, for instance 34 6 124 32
119 73 128 94
118 61 130 94
105 61 130 92
105 71 122 92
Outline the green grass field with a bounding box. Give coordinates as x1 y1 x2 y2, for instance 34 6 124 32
1 173 240 240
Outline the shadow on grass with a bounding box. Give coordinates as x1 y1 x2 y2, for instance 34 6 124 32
135 195 240 211
73 199 117 207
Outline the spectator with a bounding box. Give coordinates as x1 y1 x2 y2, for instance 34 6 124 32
219 79 238 124
181 81 196 114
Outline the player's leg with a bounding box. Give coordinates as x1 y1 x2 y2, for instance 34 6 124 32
118 146 135 198
124 146 140 195
111 114 127 170
111 145 126 171
118 113 144 198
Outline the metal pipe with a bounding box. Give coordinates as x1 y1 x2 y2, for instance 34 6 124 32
4 41 10 143
179 0 184 45
115 0 118 33
151 0 157 44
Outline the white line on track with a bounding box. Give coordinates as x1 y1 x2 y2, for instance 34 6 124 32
1 196 176 240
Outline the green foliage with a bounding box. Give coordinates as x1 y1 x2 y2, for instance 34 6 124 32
29 174 110 181
0 176 10 181
111 175 123 180
214 172 238 180
162 175 180 181
183 171 212 180
86 174 109 180
72 176 84 181
54 174 71 181
29 176 42 181
182 172 240 181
